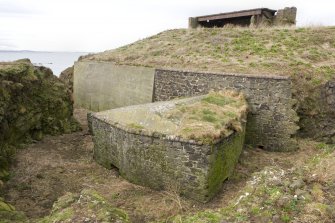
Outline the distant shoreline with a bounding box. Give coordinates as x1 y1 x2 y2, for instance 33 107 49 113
0 50 92 54
0 51 91 76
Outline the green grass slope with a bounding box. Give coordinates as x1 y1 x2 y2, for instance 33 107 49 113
85 26 335 83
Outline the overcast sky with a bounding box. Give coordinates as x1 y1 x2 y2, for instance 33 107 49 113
0 0 334 52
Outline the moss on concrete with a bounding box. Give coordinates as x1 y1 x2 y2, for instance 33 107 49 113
207 129 246 199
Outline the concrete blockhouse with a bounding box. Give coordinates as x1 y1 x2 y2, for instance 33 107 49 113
189 7 297 28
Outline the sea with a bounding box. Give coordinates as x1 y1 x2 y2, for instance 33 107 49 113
0 51 90 76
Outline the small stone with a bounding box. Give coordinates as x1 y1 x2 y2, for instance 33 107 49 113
271 177 283 186
295 188 307 198
276 195 292 207
326 205 335 219
36 174 44 179
272 215 281 223
0 200 15 211
289 179 305 190
283 180 290 187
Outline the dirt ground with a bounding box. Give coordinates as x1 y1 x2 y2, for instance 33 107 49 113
3 109 323 222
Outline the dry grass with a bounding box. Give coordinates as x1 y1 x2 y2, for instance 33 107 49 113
84 26 335 83
304 143 335 183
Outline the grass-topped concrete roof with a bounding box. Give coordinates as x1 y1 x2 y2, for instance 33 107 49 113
83 26 335 83
93 91 247 144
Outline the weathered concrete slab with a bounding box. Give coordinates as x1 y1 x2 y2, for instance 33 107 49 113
73 61 155 111
91 92 247 202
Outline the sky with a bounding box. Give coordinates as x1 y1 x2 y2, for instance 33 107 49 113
0 0 334 52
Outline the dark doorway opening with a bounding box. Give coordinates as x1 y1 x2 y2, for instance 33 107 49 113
198 16 252 28
110 163 120 177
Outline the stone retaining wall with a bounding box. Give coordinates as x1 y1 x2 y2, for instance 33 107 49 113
153 69 299 151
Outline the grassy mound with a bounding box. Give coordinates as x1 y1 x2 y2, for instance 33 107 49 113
85 26 334 82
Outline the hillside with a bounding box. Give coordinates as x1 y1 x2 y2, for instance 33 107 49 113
84 26 335 82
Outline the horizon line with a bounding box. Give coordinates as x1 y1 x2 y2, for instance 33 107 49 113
0 49 94 54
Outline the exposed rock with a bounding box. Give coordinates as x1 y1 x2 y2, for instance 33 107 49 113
289 179 305 190
276 195 293 208
39 189 129 223
59 66 74 96
0 59 81 180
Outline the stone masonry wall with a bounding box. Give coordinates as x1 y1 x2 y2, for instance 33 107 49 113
91 115 245 202
153 69 299 151
274 7 297 26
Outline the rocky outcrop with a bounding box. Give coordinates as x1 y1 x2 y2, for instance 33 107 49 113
297 79 335 143
0 196 27 223
39 189 129 223
0 59 80 180
59 66 74 95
